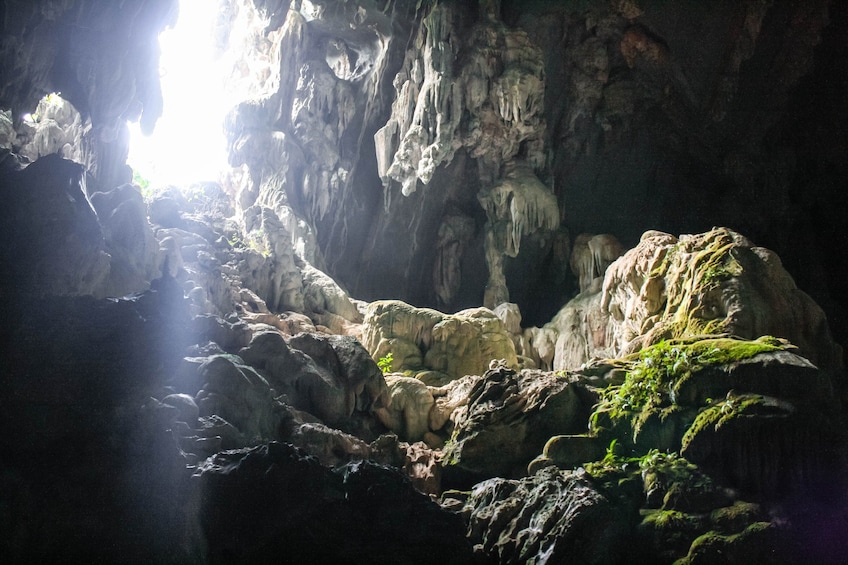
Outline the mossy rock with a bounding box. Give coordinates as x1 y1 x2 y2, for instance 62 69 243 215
639 509 710 562
681 392 845 495
710 501 765 534
537 434 608 471
589 336 789 450
673 349 831 408
676 522 782 565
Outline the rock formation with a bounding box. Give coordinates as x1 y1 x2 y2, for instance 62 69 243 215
2 1 848 564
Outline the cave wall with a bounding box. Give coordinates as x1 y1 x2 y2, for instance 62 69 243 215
0 0 177 192
0 0 845 342
219 0 848 340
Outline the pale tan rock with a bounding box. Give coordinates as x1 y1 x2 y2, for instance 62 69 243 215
547 227 842 372
570 232 624 293
363 300 518 381
373 375 435 443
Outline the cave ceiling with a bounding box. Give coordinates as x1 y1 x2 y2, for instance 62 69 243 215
0 0 846 335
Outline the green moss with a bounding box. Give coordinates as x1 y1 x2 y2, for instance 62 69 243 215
590 337 787 446
681 392 789 450
642 509 706 532
646 229 749 344
677 522 774 564
650 242 681 278
710 501 764 533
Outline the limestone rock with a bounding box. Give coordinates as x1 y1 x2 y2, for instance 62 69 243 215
0 154 110 298
191 313 252 353
161 393 199 426
546 228 843 372
376 4 546 195
237 205 305 313
681 389 846 496
362 299 518 382
16 94 86 163
570 233 625 294
479 163 560 307
287 421 371 468
195 354 287 442
90 182 161 296
528 434 608 474
602 228 843 371
443 363 594 480
521 326 558 371
450 466 632 564
239 330 388 439
196 442 474 564
301 262 362 322
373 375 435 443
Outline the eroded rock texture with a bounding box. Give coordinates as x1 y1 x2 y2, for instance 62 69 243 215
2 1 848 564
541 228 843 373
215 0 848 337
448 466 633 564
196 442 474 565
0 0 177 192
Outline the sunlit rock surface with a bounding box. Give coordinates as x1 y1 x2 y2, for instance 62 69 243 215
0 0 177 193
362 299 518 382
544 228 843 372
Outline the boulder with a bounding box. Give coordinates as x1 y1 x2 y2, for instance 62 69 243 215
91 184 161 296
373 375 435 443
239 330 389 439
681 391 847 496
442 363 595 481
546 228 844 372
0 154 110 298
195 442 474 564
195 354 287 442
363 299 518 382
447 466 632 564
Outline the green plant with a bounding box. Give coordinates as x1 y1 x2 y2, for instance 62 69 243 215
377 352 394 374
589 337 787 441
132 168 154 201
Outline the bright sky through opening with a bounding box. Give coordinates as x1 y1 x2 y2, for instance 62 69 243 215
128 0 233 187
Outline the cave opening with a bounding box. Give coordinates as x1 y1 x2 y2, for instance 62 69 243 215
127 0 237 189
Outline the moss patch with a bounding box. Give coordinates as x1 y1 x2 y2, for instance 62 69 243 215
646 228 747 343
676 521 775 565
680 392 792 452
590 337 787 447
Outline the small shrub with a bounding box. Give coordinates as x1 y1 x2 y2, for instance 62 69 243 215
378 352 394 374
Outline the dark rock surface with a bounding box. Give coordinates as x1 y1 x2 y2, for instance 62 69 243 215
0 275 194 564
443 363 596 483
449 466 634 564
196 442 475 565
239 330 390 439
0 153 109 298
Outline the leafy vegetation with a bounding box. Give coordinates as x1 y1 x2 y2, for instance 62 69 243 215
589 337 787 443
132 168 155 201
227 229 270 257
377 352 394 374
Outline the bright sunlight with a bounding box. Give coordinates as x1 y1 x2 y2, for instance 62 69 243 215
127 0 235 187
